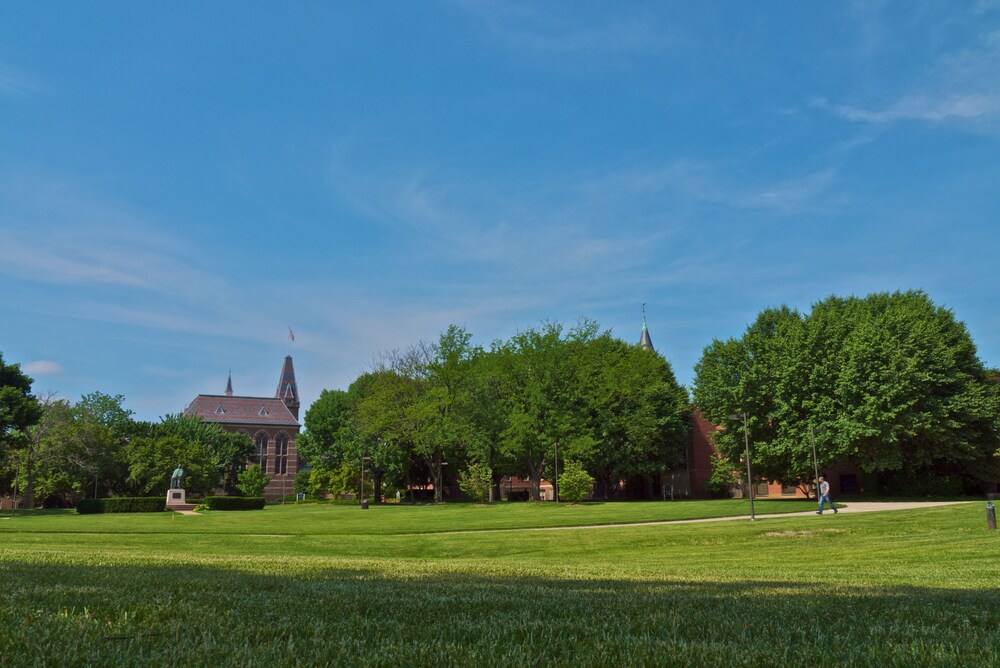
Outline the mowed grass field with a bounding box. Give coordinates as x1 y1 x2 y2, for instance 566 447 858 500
1 500 997 667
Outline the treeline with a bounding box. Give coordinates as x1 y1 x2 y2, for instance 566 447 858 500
298 321 692 502
693 291 1000 496
0 365 256 507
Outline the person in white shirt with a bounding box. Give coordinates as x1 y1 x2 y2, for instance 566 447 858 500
816 476 838 514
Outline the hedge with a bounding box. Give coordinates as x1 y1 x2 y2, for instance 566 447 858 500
201 496 266 511
76 497 165 515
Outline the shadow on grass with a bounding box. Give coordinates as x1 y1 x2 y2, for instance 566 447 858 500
1 558 998 667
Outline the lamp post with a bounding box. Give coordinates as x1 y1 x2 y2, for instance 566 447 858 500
729 412 755 521
810 427 822 500
553 441 560 503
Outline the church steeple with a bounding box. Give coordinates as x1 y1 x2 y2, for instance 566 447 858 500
639 303 654 352
225 370 233 397
275 355 300 420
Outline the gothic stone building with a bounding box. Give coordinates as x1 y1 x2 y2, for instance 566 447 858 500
185 356 301 500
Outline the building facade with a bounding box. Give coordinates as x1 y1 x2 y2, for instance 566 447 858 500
184 356 301 500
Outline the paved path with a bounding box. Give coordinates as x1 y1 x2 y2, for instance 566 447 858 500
419 501 972 536
525 501 972 532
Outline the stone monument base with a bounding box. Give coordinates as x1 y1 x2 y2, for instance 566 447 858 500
166 488 187 507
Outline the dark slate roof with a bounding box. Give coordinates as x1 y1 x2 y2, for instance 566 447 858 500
184 394 300 427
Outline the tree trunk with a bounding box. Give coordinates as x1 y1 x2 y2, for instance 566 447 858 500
525 455 544 502
24 458 36 510
490 471 502 503
599 473 612 501
431 454 444 503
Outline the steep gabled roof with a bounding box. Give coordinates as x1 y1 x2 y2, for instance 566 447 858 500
184 394 300 427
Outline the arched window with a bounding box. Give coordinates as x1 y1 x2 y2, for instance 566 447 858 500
255 432 269 473
274 432 289 475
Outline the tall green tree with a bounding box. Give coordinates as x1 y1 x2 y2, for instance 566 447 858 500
156 414 253 494
0 352 42 463
125 434 218 495
417 325 478 502
693 291 1000 493
301 375 407 504
463 347 517 501
575 332 690 498
497 323 577 501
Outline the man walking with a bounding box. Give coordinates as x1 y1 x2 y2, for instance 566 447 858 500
816 476 837 514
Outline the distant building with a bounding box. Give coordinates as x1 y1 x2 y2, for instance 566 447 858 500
185 356 301 499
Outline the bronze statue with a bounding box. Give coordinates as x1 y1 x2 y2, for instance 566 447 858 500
170 466 185 489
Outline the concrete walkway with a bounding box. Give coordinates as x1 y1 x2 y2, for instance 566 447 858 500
522 501 972 532
410 501 971 536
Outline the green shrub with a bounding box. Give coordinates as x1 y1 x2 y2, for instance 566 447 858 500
75 499 102 515
76 497 165 514
706 454 740 498
458 462 493 503
201 496 266 511
307 463 357 499
558 460 594 503
236 465 271 497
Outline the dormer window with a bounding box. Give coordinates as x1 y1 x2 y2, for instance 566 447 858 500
215 405 226 415
258 406 269 417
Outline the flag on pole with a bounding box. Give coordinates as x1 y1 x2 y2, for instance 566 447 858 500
288 328 295 342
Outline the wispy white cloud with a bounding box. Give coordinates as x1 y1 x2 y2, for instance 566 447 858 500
739 169 838 212
450 0 673 56
0 176 226 300
331 159 668 285
23 360 63 376
0 64 45 99
0 174 299 350
813 93 1000 124
578 161 839 215
815 27 1000 128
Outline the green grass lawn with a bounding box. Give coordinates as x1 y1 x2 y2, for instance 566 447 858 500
1 500 997 667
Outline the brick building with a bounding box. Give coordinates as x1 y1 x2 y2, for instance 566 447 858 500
184 355 301 499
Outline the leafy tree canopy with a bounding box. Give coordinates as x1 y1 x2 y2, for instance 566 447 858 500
693 291 1000 492
0 352 42 446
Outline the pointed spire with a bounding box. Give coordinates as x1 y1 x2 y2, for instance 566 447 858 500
639 303 654 352
275 355 300 420
225 370 233 397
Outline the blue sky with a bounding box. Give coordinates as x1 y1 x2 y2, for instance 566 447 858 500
2 2 998 421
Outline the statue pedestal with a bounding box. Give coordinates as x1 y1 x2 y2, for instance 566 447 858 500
166 488 187 507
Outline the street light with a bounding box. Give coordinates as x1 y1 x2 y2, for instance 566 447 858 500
809 427 824 499
729 412 755 521
553 441 560 503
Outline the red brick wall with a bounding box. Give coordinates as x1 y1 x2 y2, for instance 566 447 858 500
689 409 723 498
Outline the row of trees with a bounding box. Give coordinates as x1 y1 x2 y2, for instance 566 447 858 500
0 355 259 507
299 321 692 502
693 291 1000 495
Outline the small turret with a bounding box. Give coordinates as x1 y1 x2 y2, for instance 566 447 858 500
225 371 233 397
